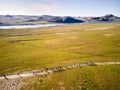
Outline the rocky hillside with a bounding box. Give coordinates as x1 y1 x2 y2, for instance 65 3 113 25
78 14 120 22
0 14 120 26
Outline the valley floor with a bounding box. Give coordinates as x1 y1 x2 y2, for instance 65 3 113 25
0 23 120 90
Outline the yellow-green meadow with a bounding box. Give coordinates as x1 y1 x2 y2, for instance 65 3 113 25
0 23 120 90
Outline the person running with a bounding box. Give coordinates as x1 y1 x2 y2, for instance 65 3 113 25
17 73 20 76
3 75 8 80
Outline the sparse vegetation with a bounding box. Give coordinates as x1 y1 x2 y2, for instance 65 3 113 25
0 23 120 90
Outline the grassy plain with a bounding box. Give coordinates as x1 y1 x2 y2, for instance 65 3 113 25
0 23 120 90
21 65 120 90
0 24 120 75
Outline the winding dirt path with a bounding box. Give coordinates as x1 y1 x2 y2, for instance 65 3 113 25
0 62 120 80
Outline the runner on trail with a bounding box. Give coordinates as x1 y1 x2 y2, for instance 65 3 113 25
3 75 8 80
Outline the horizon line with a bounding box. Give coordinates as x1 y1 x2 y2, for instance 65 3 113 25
0 14 120 17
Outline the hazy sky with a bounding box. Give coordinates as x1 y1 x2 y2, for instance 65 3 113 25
0 0 120 16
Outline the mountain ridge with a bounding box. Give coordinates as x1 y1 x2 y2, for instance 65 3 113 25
0 14 120 26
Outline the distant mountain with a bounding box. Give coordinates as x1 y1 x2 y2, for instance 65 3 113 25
62 17 84 23
38 15 63 23
90 14 120 22
38 15 84 23
0 14 120 26
78 14 120 22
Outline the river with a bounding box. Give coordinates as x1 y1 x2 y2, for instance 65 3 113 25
0 22 116 29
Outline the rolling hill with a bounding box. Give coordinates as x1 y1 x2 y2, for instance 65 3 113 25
0 14 120 26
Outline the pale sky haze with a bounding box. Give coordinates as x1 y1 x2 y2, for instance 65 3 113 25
0 0 120 16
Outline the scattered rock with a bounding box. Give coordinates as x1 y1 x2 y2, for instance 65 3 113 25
0 78 23 90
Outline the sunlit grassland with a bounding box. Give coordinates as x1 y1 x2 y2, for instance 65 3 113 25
0 24 120 75
20 65 120 90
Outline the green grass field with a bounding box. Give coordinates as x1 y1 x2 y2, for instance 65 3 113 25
0 23 120 90
20 65 120 90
